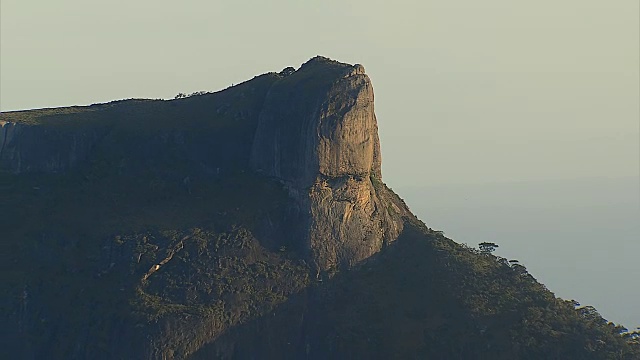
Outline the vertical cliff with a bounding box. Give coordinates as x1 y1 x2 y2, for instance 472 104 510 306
1 58 410 275
0 119 107 173
251 57 404 273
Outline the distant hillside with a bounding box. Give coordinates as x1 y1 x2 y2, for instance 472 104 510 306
1 57 638 359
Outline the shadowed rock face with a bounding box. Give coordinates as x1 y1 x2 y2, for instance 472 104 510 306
251 56 402 273
0 120 107 173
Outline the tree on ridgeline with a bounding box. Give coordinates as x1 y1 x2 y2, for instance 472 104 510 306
478 242 498 254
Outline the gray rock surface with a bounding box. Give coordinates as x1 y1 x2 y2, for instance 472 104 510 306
251 57 381 188
0 120 105 173
0 56 406 273
251 57 404 272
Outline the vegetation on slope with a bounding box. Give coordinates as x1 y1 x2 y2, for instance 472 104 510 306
2 151 638 359
1 164 313 358
192 212 639 359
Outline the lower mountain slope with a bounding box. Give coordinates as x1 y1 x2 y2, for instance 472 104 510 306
196 219 640 360
2 170 638 359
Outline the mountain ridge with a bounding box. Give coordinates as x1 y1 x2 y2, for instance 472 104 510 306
1 56 638 359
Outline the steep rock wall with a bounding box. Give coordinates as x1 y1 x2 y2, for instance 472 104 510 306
0 56 405 273
251 57 403 272
251 57 381 188
0 120 106 173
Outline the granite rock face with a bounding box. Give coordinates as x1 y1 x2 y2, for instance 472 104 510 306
0 120 106 173
251 57 381 188
0 56 405 274
251 57 403 273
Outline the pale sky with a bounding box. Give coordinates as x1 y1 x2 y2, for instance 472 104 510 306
2 1 639 326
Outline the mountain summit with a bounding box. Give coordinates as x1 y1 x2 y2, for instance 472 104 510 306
1 57 638 359
251 57 402 272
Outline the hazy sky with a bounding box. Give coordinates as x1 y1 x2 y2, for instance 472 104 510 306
2 1 638 326
399 177 640 329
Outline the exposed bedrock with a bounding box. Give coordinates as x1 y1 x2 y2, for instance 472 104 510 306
251 57 404 273
0 120 105 173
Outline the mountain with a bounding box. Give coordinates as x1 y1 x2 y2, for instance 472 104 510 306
1 56 638 359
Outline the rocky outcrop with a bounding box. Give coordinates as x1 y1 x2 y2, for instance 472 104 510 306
251 57 380 188
0 120 106 173
305 175 404 272
0 56 405 273
251 57 404 273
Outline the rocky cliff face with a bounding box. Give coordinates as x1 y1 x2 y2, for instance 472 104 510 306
251 57 403 272
0 120 106 173
251 57 381 187
0 56 404 274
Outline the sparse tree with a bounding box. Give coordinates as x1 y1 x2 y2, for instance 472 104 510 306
478 242 498 254
280 67 295 76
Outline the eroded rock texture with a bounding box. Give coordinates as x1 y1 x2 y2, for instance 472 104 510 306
251 57 403 272
0 120 105 173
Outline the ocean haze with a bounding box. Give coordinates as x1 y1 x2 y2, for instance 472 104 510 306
397 176 640 329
